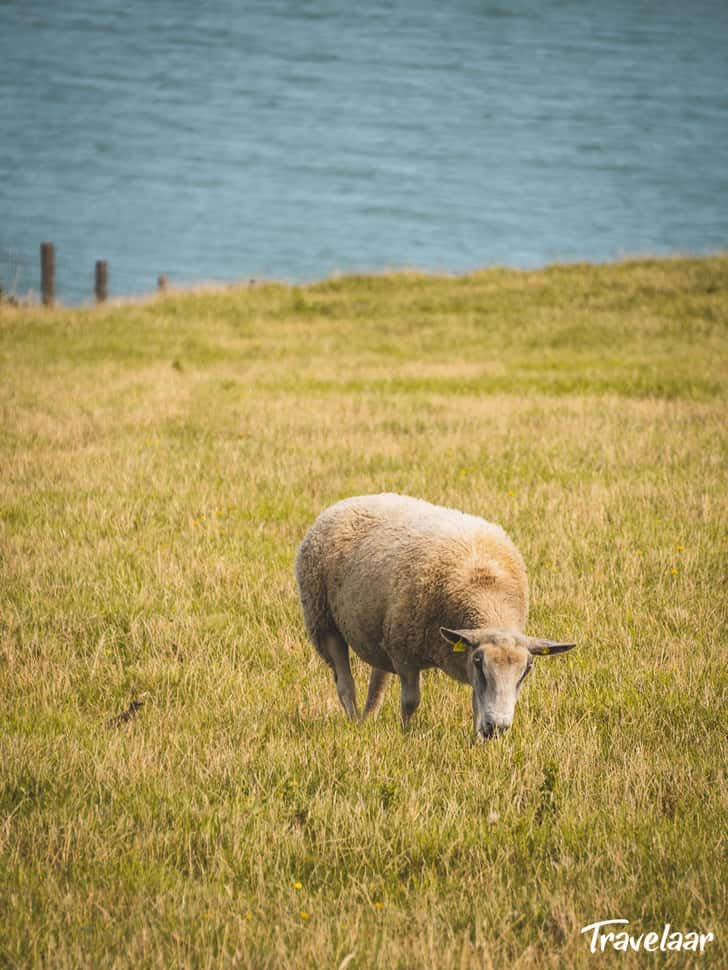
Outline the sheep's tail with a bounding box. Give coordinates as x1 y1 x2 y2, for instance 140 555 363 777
363 668 391 718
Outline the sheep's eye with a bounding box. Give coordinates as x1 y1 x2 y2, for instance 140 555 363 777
472 654 483 666
518 664 533 685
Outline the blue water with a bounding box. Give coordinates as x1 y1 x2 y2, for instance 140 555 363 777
1 0 727 304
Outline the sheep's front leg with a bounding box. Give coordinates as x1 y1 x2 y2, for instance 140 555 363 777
322 632 359 721
399 668 421 727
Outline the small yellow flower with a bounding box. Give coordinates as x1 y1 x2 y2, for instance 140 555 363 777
671 567 679 575
507 490 515 497
293 881 303 890
375 901 383 910
244 911 253 921
300 911 310 921
675 543 684 551
292 780 299 787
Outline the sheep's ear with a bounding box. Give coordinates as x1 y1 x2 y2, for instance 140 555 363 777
440 627 479 652
526 637 577 657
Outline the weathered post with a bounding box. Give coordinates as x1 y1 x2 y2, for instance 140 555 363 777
157 274 168 292
40 242 55 306
95 260 108 303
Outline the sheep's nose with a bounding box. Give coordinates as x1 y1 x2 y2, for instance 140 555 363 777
478 720 510 740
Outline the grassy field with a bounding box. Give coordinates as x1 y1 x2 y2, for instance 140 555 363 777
1 256 726 968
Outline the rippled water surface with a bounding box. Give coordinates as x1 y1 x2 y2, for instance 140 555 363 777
1 0 727 303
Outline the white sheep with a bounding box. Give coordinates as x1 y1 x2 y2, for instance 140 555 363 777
295 493 576 738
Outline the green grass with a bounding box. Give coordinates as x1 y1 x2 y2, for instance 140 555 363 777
1 256 727 968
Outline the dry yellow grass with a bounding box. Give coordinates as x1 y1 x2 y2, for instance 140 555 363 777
1 257 726 968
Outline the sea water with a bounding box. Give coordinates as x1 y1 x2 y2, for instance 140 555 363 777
1 0 727 303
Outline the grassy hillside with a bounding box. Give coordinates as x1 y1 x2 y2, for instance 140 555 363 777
1 257 726 968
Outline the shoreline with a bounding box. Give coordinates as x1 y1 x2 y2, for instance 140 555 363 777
2 250 726 313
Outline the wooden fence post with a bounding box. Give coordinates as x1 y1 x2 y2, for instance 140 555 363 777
40 242 55 306
95 260 108 303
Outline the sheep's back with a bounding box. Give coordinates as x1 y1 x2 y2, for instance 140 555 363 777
303 495 528 665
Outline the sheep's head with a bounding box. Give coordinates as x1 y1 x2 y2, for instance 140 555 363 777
440 627 576 740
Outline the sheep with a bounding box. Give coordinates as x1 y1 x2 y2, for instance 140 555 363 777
295 493 576 739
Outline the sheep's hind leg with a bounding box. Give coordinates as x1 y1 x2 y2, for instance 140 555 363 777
363 668 391 718
321 631 359 721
